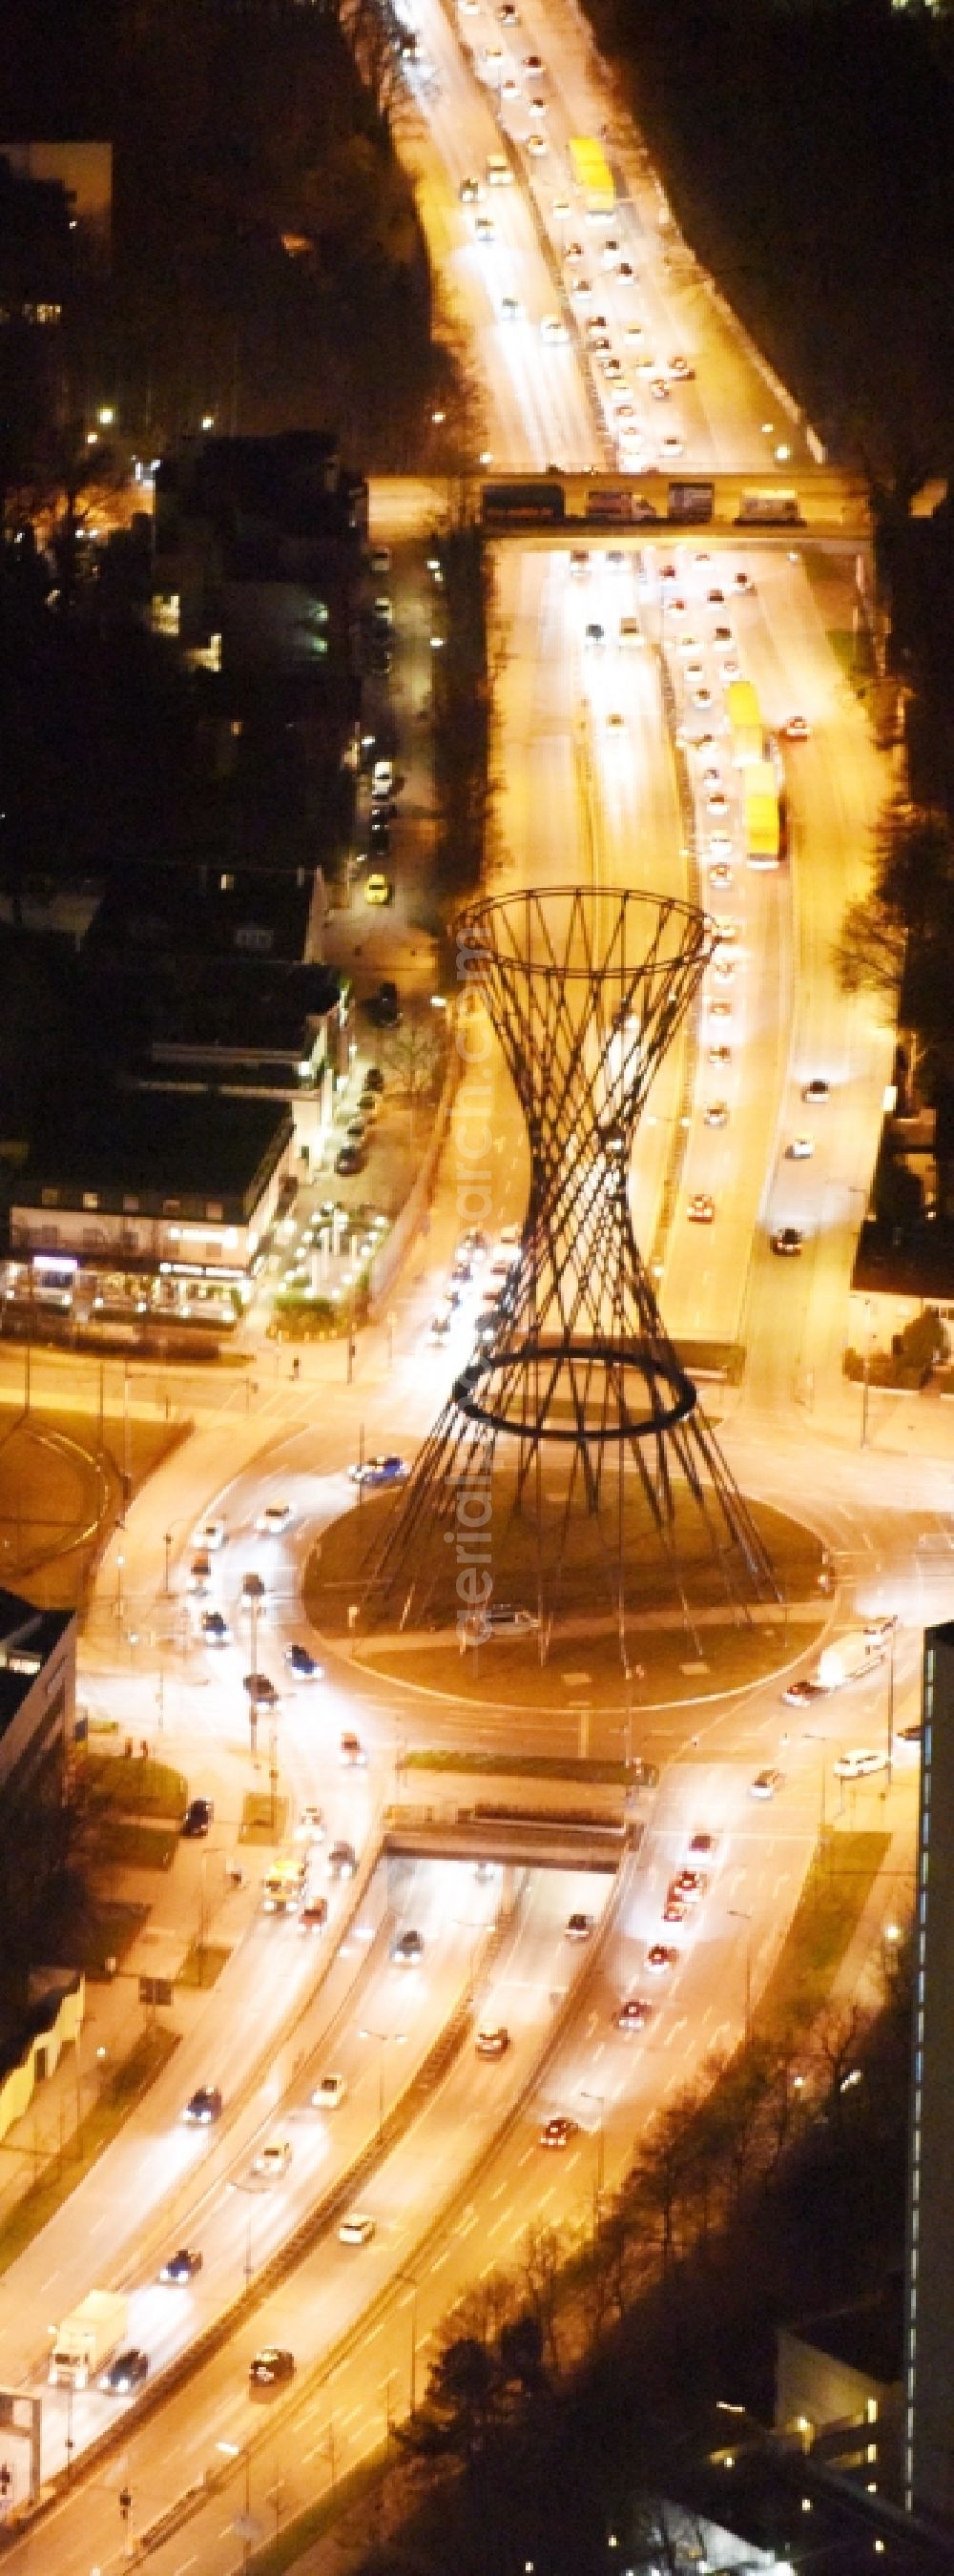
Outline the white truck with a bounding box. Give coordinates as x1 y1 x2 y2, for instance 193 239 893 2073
49 2290 129 2389
817 1631 886 1693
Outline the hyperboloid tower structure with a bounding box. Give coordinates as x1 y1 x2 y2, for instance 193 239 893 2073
359 886 779 1660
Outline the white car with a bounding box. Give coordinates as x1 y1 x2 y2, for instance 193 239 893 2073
312 2072 346 2110
787 1136 815 1160
660 434 684 459
193 1516 226 1552
339 2213 376 2246
253 2138 293 2182
294 1804 325 1844
255 1501 293 1537
540 315 569 344
833 1748 886 1781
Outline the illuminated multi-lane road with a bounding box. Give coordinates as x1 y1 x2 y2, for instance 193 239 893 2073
0 0 942 2565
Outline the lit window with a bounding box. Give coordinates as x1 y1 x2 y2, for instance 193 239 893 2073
41 1187 59 1207
83 1192 99 1211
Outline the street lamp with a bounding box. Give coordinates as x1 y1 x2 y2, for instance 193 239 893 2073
358 2027 406 2140
728 1909 753 2045
580 2088 605 2229
861 1295 874 1448
397 2270 419 2414
218 2439 257 2571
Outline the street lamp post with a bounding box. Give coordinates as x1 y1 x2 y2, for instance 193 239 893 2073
358 2027 406 2140
861 1296 874 1449
728 1909 753 2045
163 1527 173 1596
580 2089 605 2231
397 2272 419 2414
885 1623 896 1792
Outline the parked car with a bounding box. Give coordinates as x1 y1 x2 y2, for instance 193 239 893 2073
182 1797 214 1838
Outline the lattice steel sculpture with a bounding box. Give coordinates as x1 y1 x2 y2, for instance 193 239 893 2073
360 887 779 1657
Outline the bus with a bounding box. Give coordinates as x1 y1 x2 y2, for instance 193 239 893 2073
261 1851 307 1915
725 679 762 766
569 135 614 216
481 482 566 527
744 760 780 868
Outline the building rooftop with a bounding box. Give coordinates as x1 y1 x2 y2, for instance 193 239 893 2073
0 1589 73 1747
83 861 318 969
12 1090 291 1206
786 2277 905 2388
156 432 365 546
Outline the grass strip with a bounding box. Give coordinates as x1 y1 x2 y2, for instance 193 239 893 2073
79 1753 188 1818
0 2026 178 2277
752 1828 890 2044
239 1793 289 1844
248 2442 388 2574
404 1749 642 1785
177 1941 231 1990
76 1901 149 1977
93 1820 178 1870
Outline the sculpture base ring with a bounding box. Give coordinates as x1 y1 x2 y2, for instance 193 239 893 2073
453 1338 697 1442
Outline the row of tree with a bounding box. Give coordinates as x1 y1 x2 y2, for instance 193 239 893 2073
354 1937 912 2573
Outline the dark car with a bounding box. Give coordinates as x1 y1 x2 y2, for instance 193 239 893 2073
540 2115 577 2149
250 2345 296 2392
336 1144 367 1177
183 2085 222 2126
102 2348 149 2395
349 1453 408 1488
370 980 401 1028
182 1797 214 1838
200 1611 230 1647
369 813 390 847
159 2246 203 2285
363 1066 384 1094
391 1927 425 1966
285 1642 323 1680
476 2025 509 2057
615 1997 651 2032
772 1226 804 1257
327 1840 358 1879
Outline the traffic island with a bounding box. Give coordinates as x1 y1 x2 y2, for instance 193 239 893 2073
302 1482 828 1716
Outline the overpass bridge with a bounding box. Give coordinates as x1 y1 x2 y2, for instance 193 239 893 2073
475 463 869 542
384 1800 633 1872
